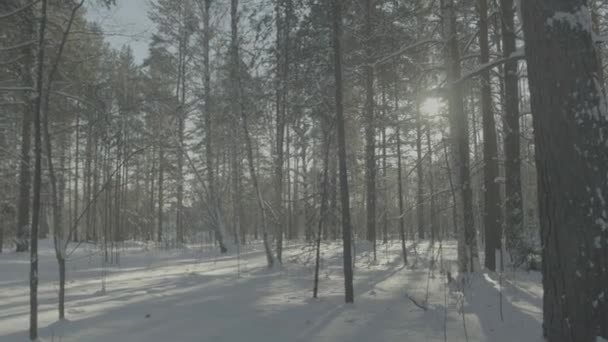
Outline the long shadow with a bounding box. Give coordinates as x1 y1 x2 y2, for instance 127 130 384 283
463 273 543 342
0 242 465 341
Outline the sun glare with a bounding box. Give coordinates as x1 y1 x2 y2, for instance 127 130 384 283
420 97 444 116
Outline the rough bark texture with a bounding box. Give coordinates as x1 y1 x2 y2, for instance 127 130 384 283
521 1 608 340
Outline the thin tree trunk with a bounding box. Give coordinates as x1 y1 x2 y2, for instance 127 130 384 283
416 101 425 240
396 125 407 265
363 0 377 262
381 87 388 244
73 113 80 242
426 124 438 242
157 143 164 243
202 0 216 245
313 126 332 298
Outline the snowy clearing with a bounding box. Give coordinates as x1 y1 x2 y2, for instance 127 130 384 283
0 240 543 341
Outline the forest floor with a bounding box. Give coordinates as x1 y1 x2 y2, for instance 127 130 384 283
0 239 543 341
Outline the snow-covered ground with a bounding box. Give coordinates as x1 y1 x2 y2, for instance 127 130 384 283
0 239 543 341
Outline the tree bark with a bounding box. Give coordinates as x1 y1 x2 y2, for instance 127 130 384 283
313 125 332 298
500 0 525 265
478 0 502 271
396 125 407 265
521 1 608 340
416 102 425 240
333 0 354 303
442 0 479 273
30 0 49 337
426 123 438 242
363 0 377 262
15 4 36 253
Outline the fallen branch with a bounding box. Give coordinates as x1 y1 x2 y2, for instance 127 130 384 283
406 293 428 311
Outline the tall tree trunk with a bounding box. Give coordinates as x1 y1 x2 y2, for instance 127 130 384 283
521 1 608 340
175 22 186 245
500 0 525 265
396 125 407 265
301 142 310 241
73 113 80 242
442 0 479 273
29 0 48 337
478 0 502 271
274 0 289 263
157 143 164 243
286 127 293 240
381 88 388 244
333 0 354 303
363 0 377 262
15 6 36 252
415 102 425 240
203 0 214 230
84 124 93 240
426 124 438 242
313 125 332 298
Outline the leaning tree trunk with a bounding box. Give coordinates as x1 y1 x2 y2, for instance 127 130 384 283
231 0 274 267
521 1 608 340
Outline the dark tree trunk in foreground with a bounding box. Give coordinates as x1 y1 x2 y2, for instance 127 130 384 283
333 0 354 303
522 1 608 340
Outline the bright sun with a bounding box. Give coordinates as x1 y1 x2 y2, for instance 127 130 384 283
420 97 444 116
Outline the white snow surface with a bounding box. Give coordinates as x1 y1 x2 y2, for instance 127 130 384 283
0 240 543 341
